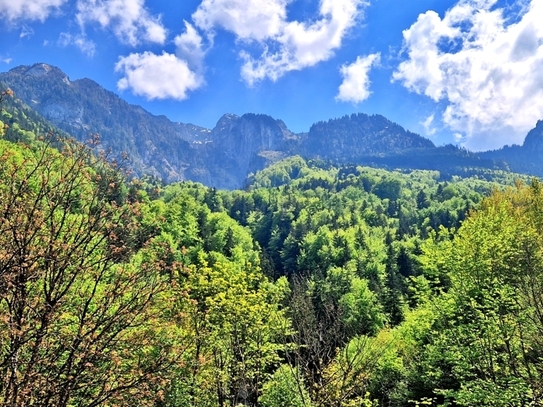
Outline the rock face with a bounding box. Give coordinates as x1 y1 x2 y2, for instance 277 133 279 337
14 64 85 129
522 120 543 154
25 63 70 85
203 114 295 189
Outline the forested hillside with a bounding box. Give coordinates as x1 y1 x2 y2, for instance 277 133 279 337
2 87 543 406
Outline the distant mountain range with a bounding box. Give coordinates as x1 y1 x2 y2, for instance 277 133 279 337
1 63 542 189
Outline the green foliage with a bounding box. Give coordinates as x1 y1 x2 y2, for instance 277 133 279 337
1 99 541 407
259 365 312 407
320 332 396 407
400 181 543 406
0 137 180 407
249 155 310 188
142 183 292 406
340 277 385 337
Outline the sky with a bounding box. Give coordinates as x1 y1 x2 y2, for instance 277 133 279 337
0 0 542 151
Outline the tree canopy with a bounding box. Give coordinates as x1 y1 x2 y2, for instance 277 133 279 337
0 92 541 406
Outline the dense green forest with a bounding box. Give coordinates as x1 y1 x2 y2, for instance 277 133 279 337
2 88 543 406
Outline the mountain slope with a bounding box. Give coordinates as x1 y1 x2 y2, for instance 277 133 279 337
480 120 543 176
1 63 539 189
0 63 210 183
302 113 435 161
0 64 301 188
200 113 298 189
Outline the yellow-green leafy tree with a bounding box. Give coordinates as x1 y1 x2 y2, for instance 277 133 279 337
407 181 543 406
0 137 182 407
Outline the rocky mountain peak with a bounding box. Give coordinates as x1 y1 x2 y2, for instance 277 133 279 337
212 113 290 147
215 114 240 132
198 113 297 189
522 120 543 153
23 63 71 85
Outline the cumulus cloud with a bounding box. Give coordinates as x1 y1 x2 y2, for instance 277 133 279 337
192 0 367 85
113 18 207 101
174 21 207 72
192 0 288 41
58 33 97 57
76 0 167 46
336 53 380 103
0 0 67 22
393 0 543 150
115 51 203 100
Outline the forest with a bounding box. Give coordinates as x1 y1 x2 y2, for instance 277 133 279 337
1 87 543 406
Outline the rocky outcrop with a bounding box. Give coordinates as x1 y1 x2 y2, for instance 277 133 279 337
522 120 543 154
196 114 294 189
216 115 290 171
24 63 70 85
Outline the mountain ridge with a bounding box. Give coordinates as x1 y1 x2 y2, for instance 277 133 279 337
1 63 541 188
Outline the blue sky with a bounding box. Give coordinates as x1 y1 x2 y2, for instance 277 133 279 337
0 0 542 151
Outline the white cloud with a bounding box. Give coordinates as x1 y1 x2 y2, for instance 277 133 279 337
336 53 380 103
0 0 67 22
58 33 97 57
174 21 206 72
113 23 207 101
76 0 167 46
454 133 465 143
421 113 437 136
192 0 288 41
393 0 543 150
115 52 203 100
20 25 35 38
192 0 367 85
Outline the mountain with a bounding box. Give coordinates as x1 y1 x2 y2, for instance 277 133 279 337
200 113 298 189
480 120 543 177
302 113 435 161
0 63 538 189
0 64 305 188
0 63 211 184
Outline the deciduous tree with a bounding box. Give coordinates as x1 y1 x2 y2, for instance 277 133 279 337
0 137 180 407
